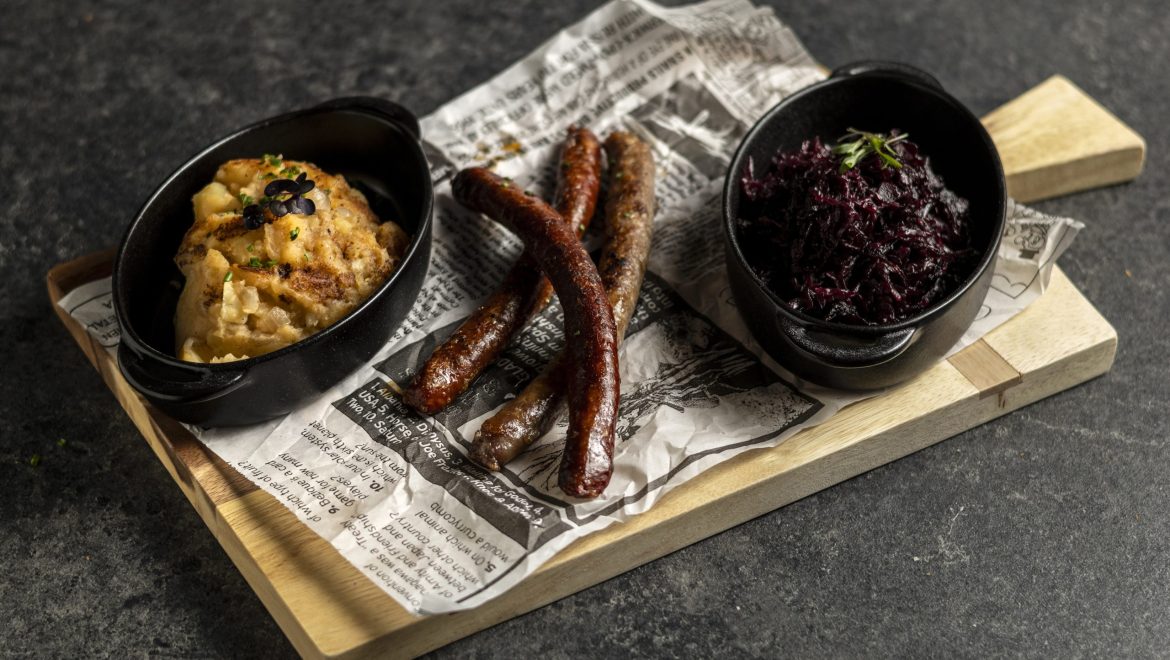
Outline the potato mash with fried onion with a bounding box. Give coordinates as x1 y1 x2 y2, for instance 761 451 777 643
174 157 409 363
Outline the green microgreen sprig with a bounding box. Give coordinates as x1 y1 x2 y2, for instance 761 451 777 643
832 129 909 173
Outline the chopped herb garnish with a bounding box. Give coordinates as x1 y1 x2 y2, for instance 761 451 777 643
278 165 302 178
290 227 300 241
263 153 283 167
249 257 261 268
56 438 67 447
264 259 278 268
223 271 233 282
303 251 313 261
261 172 277 180
246 242 254 252
29 454 41 467
238 192 254 206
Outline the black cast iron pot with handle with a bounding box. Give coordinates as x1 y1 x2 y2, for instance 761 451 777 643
722 62 1007 390
113 97 433 426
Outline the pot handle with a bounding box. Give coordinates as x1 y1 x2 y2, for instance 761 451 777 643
781 318 916 369
118 344 246 403
829 60 943 91
314 96 421 140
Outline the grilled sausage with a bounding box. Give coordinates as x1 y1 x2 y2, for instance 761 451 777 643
472 131 656 498
451 166 620 498
401 127 601 414
471 356 569 469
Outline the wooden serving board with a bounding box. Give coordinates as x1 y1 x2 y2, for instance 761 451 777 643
48 75 1140 659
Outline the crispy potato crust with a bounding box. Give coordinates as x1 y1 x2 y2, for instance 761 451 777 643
174 157 409 363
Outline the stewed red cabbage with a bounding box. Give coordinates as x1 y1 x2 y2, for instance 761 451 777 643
737 131 977 325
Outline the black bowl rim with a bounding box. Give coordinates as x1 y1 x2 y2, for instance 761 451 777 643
721 66 1007 335
112 100 434 372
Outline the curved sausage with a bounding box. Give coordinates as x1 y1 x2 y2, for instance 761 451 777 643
451 166 620 498
472 131 656 497
402 127 601 414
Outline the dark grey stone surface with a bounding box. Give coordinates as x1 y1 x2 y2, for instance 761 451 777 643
2 0 1166 657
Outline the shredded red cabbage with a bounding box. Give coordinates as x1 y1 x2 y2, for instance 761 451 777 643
737 133 977 325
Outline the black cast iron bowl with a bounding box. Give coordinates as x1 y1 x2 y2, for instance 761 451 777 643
113 97 433 426
722 62 1006 390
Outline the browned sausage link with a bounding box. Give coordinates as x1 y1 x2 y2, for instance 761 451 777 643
592 131 657 340
473 132 656 497
451 167 619 498
471 355 568 469
401 127 602 415
555 125 605 238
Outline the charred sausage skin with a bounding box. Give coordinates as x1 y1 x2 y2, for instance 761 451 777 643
472 131 656 498
451 166 620 498
401 127 601 415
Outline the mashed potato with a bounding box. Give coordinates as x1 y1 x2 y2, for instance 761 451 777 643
174 157 409 363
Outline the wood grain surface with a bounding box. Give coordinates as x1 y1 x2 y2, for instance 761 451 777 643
984 75 1146 203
